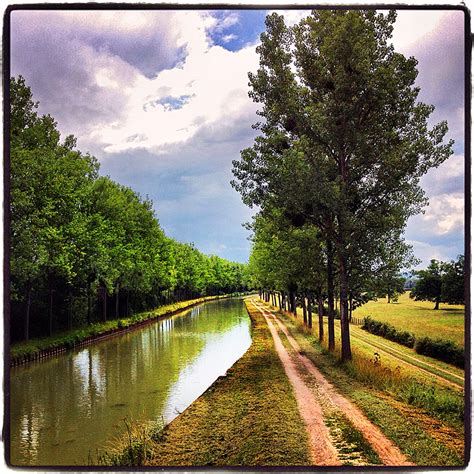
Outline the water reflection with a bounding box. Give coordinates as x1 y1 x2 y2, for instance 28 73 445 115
10 298 251 466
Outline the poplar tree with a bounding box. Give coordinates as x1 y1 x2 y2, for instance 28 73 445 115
232 10 453 360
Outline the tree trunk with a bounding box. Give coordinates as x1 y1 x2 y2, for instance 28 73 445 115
327 239 335 351
302 295 307 325
68 287 73 331
115 283 120 319
318 294 324 342
307 294 312 328
339 253 352 361
126 289 130 317
349 292 353 322
87 280 91 325
102 284 107 322
289 291 296 315
48 277 54 337
387 293 391 304
434 298 440 310
278 292 282 310
25 282 32 342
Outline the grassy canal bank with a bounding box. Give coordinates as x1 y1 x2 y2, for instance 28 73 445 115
98 298 311 466
10 293 249 365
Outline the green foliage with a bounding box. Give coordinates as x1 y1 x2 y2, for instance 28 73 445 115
410 260 444 309
232 11 453 361
398 383 464 423
362 316 415 348
441 255 465 305
9 76 252 342
410 256 465 309
414 337 464 369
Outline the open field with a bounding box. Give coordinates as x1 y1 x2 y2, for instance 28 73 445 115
353 292 465 347
288 301 464 388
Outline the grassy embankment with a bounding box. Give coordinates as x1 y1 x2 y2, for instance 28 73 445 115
98 298 311 466
354 291 464 347
10 294 247 364
268 301 464 466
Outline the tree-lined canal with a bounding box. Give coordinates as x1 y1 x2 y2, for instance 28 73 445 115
10 298 251 466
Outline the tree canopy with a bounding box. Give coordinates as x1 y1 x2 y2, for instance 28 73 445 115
10 76 251 341
410 256 465 309
232 10 453 360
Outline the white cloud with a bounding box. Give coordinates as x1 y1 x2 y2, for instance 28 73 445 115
94 12 259 155
422 192 464 235
391 10 446 52
405 239 462 269
221 33 238 43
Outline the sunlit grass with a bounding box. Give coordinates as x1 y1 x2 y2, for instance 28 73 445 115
353 292 465 347
273 305 464 428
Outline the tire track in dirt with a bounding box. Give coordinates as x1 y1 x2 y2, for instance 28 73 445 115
349 326 464 388
251 300 341 466
253 300 413 467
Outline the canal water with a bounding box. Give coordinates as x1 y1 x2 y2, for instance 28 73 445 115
10 298 251 466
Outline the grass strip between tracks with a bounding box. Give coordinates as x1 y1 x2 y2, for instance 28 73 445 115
97 298 311 467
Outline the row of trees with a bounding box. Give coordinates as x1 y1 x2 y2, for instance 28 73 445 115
9 76 251 342
231 10 454 360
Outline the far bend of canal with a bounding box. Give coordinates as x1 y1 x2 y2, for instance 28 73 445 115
10 298 251 466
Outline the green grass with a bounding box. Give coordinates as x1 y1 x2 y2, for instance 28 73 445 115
353 292 465 347
11 295 234 363
326 413 381 465
274 308 464 465
278 305 464 426
97 299 311 467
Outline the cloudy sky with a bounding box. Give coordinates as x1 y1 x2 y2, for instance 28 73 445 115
9 7 465 267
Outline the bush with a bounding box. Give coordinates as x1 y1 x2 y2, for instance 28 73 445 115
362 316 415 348
415 336 464 369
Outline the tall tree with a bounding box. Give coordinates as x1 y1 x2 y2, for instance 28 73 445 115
441 255 465 305
410 259 445 310
232 10 453 360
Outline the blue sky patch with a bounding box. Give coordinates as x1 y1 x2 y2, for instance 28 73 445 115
209 10 268 52
144 94 194 112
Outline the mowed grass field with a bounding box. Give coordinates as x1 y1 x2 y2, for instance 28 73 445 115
353 292 465 347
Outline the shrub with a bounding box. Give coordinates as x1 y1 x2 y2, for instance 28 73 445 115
362 316 415 348
415 336 464 369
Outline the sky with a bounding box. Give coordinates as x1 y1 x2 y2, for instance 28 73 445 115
9 6 466 267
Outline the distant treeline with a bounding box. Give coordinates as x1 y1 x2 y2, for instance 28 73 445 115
9 76 251 342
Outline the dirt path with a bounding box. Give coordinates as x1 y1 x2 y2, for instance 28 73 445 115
253 299 413 467
259 303 341 466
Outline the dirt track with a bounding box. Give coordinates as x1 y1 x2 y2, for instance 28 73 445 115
252 299 413 467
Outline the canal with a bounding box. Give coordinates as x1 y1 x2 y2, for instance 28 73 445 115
10 297 251 466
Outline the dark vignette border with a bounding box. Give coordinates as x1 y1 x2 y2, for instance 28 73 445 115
2 2 471 471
